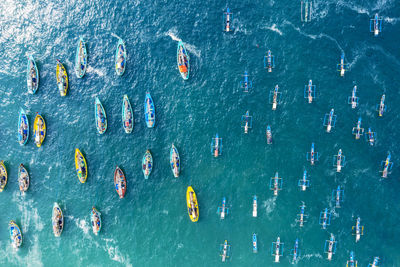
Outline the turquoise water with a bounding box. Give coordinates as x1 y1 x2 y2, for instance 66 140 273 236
1 0 400 266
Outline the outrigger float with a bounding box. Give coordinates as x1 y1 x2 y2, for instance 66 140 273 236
217 197 229 220
323 108 337 133
252 233 258 253
223 8 233 32
269 172 282 196
220 240 231 262
240 71 252 93
348 86 359 109
324 234 337 261
252 195 257 217
211 134 222 157
380 152 393 178
290 238 300 262
266 125 272 144
319 208 331 229
241 111 252 134
368 256 380 267
271 237 284 263
332 185 344 208
337 53 348 77
370 14 382 36
269 85 282 110
304 79 316 103
300 0 312 22
298 169 310 191
347 251 357 267
376 94 386 117
296 203 308 227
352 217 364 243
306 143 319 165
365 128 376 146
264 50 275 73
352 117 364 139
333 149 345 172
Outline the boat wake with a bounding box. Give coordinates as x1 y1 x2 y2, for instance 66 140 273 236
266 24 283 36
86 66 106 77
103 238 132 266
165 28 182 42
111 33 122 40
263 197 277 216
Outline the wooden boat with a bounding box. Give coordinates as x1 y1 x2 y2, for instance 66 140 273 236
9 220 22 249
177 41 189 80
115 38 126 76
18 108 29 145
144 92 155 128
0 161 7 192
52 203 64 237
114 166 126 198
95 97 107 134
33 113 46 147
75 37 87 78
56 59 68 96
27 55 39 94
170 144 180 178
18 164 29 192
186 186 199 222
122 94 133 133
91 207 101 235
75 148 87 183
142 150 153 179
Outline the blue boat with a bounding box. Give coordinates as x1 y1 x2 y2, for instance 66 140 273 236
144 92 155 128
211 133 222 157
9 220 22 249
332 185 344 208
252 233 257 253
304 79 316 103
376 94 386 117
115 38 126 76
75 37 87 78
298 169 310 191
264 50 275 72
95 97 107 134
142 150 153 179
352 217 364 242
347 251 357 267
323 108 337 133
369 256 380 267
324 234 337 261
370 14 382 36
223 8 233 32
337 52 347 77
217 197 229 219
177 41 189 80
240 71 252 92
333 149 345 172
18 108 29 145
170 144 180 178
296 203 308 227
290 238 300 261
306 143 319 165
352 117 364 139
266 125 272 144
365 128 376 146
26 55 39 94
348 86 359 108
380 152 393 178
122 94 133 134
319 208 331 229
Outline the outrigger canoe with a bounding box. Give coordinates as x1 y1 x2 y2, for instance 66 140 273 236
177 41 189 80
115 38 126 76
33 113 46 147
122 94 133 133
18 164 30 192
27 55 39 94
144 92 155 128
18 108 29 145
91 207 101 235
56 59 68 96
0 161 7 192
114 166 126 198
170 144 180 178
75 37 87 78
52 203 64 237
186 186 199 222
75 148 87 183
142 150 153 179
95 97 107 134
9 221 22 249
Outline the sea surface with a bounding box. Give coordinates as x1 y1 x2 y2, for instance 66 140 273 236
0 0 400 266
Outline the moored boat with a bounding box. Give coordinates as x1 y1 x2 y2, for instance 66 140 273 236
114 166 126 199
170 144 180 178
144 92 155 128
91 207 101 235
18 164 30 192
56 59 68 96
0 161 7 192
75 37 87 78
27 55 39 94
18 108 29 145
75 148 88 183
9 220 22 249
95 97 107 134
177 41 189 80
142 150 153 179
33 113 46 147
115 38 126 76
122 94 133 133
186 186 199 222
52 203 64 237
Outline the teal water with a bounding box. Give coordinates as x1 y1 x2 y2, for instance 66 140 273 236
1 0 400 266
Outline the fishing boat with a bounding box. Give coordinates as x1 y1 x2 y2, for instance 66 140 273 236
9 221 22 249
332 185 344 208
95 97 107 134
252 233 258 253
380 152 393 178
56 59 68 96
252 195 257 217
75 37 87 78
352 117 364 139
269 172 282 196
186 186 199 222
220 240 231 262
75 148 87 183
223 8 233 32
290 239 300 262
370 14 382 36
348 86 359 108
17 108 29 145
217 197 229 219
142 150 153 179
115 38 126 76
304 79 316 103
306 143 319 165
269 85 281 110
114 166 126 198
33 113 46 147
241 111 252 134
298 169 310 191
27 55 39 94
347 251 357 267
177 41 189 80
324 234 337 261
323 108 337 133
18 164 29 192
170 144 180 178
366 128 376 146
144 92 155 128
271 237 284 263
211 134 222 157
0 161 7 192
266 125 272 144
264 50 275 72
369 256 380 267
91 207 101 235
352 217 364 243
122 94 133 133
240 71 252 92
376 94 386 117
300 0 312 22
333 149 345 172
52 203 64 237
319 208 331 229
337 53 347 77
297 203 308 227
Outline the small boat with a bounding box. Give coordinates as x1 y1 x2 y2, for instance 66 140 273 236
122 95 133 134
272 237 283 263
266 125 272 144
9 221 22 249
352 117 364 139
269 85 281 110
17 108 29 145
95 97 107 134
269 172 282 196
27 55 39 94
352 217 364 243
52 203 64 237
114 166 126 199
115 38 126 76
319 208 331 229
75 149 87 183
220 240 231 262
333 149 345 172
75 37 87 78
18 164 30 192
211 133 222 157
56 59 68 96
177 41 189 80
0 161 7 192
324 234 337 261
323 108 337 133
170 144 180 178
301 0 312 22
347 251 357 267
291 238 300 261
369 256 380 267
252 195 257 217
337 53 347 77
306 143 319 165
240 71 252 92
223 8 233 32
380 152 393 178
91 207 101 235
366 128 376 146
370 14 382 36
298 169 310 191
304 79 315 103
252 233 258 253
297 204 307 227
33 113 46 147
217 197 229 219
332 185 344 208
264 50 275 72
348 86 359 108
142 150 153 179
186 186 199 222
144 92 155 128
241 111 252 134
377 94 386 117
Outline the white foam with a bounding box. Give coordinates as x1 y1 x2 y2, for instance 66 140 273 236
103 238 133 266
76 219 90 235
86 66 106 77
267 24 283 36
111 33 122 40
262 197 277 215
165 28 182 42
183 42 201 58
384 17 400 24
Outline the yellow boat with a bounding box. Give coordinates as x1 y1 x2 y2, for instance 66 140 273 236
0 161 7 192
56 59 68 96
186 186 199 222
33 113 46 147
75 148 87 183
